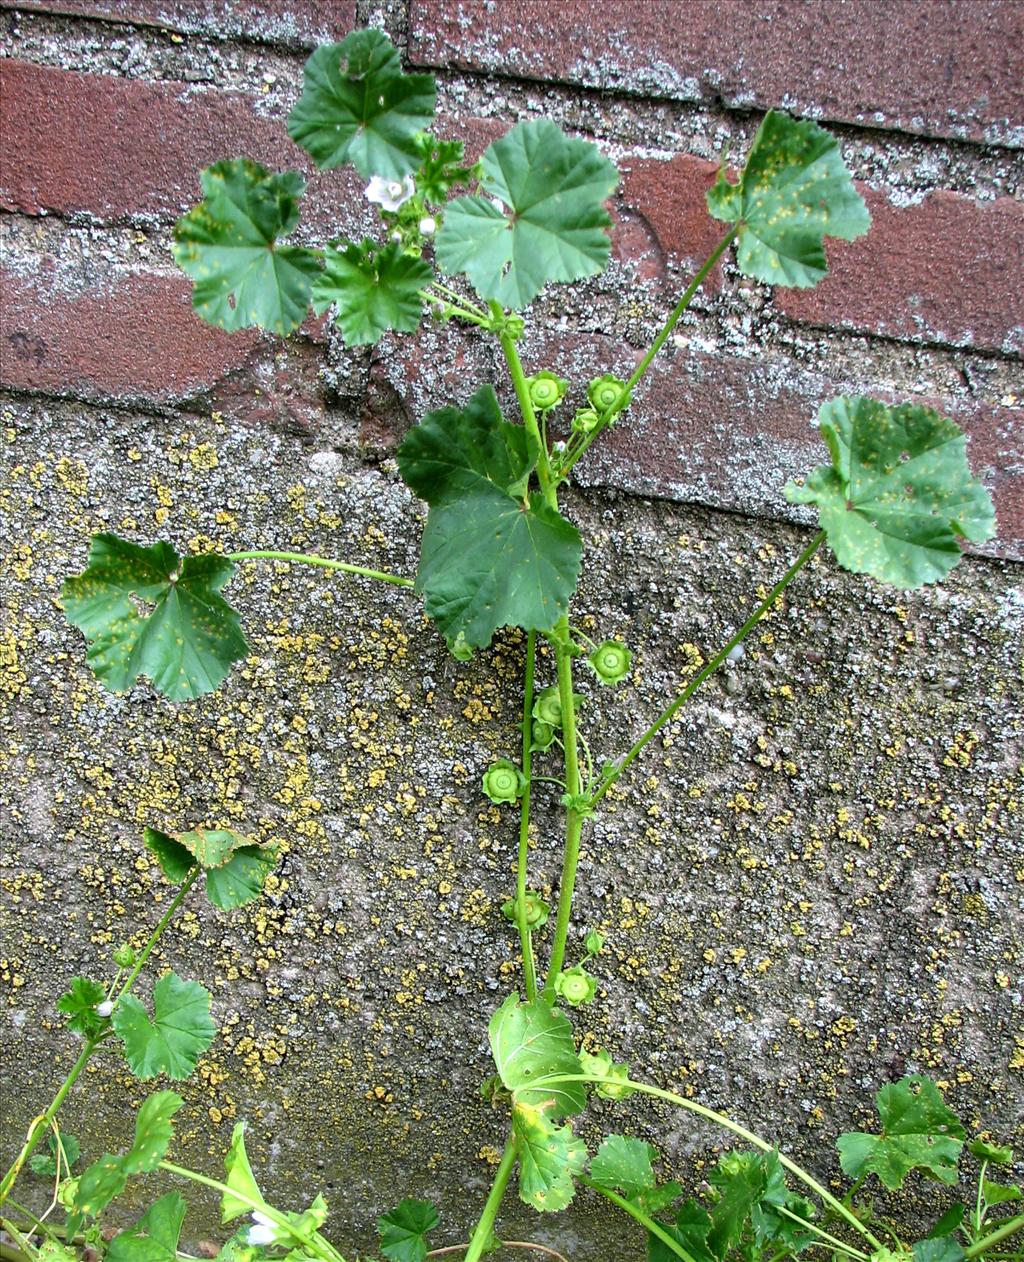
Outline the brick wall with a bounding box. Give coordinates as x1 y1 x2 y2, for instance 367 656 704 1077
1 0 1021 555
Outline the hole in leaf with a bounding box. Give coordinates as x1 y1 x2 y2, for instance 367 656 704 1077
129 594 156 617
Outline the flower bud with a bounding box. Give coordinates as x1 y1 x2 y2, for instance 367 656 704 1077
554 966 597 1007
525 371 568 412
419 215 437 236
482 758 526 805
587 374 631 415
95 1000 114 1018
571 407 599 435
112 943 137 969
500 891 549 928
588 639 632 686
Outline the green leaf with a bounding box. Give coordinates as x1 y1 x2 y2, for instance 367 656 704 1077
927 1204 966 1239
30 1131 81 1177
435 119 618 308
143 826 274 907
414 135 478 204
123 1091 184 1174
513 1101 586 1212
287 30 435 179
969 1139 1014 1165
397 386 583 648
648 1201 715 1262
707 109 869 287
912 1240 966 1262
173 160 321 336
590 1135 658 1201
488 994 586 1118
221 1123 264 1223
205 846 277 909
74 1093 182 1219
144 828 196 883
706 1152 766 1259
377 1198 439 1262
983 1178 1022 1207
107 1193 188 1262
786 397 996 588
62 534 249 701
837 1075 966 1191
113 971 217 1080
312 239 432 346
76 1154 130 1219
57 977 107 1038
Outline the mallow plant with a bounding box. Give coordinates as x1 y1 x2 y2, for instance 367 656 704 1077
3 26 1020 1262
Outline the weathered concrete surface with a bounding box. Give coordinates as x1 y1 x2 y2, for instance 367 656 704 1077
1 389 1022 1254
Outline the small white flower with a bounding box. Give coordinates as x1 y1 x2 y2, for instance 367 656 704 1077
552 441 567 453
727 644 745 663
95 1000 114 1018
248 1211 276 1246
418 216 436 236
365 174 416 212
391 230 403 242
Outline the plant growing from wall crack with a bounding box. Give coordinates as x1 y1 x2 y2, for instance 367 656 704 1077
5 25 1019 1262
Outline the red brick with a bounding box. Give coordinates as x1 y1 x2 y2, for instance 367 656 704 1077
617 152 725 289
778 190 1024 355
409 0 1024 147
369 327 1022 562
0 0 355 45
3 266 259 400
0 60 364 232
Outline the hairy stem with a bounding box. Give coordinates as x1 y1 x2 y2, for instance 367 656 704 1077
462 1138 518 1262
965 1215 1024 1259
564 224 738 474
228 551 414 589
517 631 539 1002
592 530 824 805
542 627 585 999
580 1177 698 1262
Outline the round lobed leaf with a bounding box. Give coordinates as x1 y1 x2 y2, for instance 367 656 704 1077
786 396 996 588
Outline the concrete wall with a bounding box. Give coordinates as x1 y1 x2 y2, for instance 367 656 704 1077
2 2 1022 1255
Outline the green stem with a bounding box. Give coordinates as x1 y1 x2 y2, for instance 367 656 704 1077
1 868 201 1206
0 1220 37 1262
966 1215 1024 1259
158 1162 344 1262
542 627 585 1000
517 632 539 1002
0 1036 104 1206
580 1177 698 1262
534 1074 883 1251
774 1206 868 1259
462 1138 518 1262
114 867 201 1002
564 224 738 475
494 306 555 504
592 530 824 806
427 281 489 320
423 289 492 329
227 551 414 589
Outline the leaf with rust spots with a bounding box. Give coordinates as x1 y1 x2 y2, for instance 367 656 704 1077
786 396 995 587
513 1100 586 1212
173 159 321 336
62 533 248 701
708 110 869 287
837 1074 965 1190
